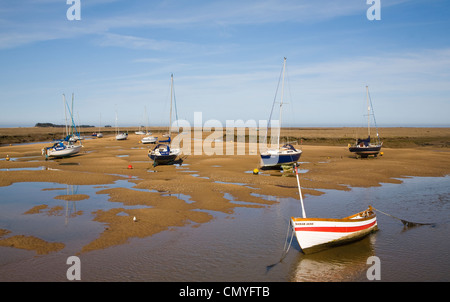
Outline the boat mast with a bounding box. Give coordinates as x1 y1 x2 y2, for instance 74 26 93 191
63 94 68 137
169 74 173 139
277 57 286 148
71 93 74 138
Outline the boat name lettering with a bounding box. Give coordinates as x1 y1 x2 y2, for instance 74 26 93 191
296 222 313 226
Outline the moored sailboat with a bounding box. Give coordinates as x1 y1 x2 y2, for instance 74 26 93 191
115 111 128 140
148 74 181 165
115 132 128 140
42 94 82 159
260 58 302 168
142 136 157 144
141 106 158 144
42 138 82 158
349 86 382 158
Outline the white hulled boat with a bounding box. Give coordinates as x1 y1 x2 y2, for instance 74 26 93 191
115 111 128 140
42 94 82 158
290 164 377 254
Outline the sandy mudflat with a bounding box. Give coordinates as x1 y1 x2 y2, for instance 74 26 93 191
0 127 449 254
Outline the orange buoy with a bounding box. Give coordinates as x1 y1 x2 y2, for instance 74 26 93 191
128 165 133 169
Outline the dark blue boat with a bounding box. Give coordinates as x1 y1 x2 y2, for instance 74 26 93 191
348 86 382 158
260 144 302 168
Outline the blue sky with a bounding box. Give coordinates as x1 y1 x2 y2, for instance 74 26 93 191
0 0 449 128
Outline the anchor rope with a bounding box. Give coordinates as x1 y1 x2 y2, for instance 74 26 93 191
281 220 295 260
267 219 295 271
372 207 402 221
372 207 433 227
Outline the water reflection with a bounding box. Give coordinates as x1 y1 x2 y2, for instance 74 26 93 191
291 235 377 282
60 185 83 226
0 180 150 256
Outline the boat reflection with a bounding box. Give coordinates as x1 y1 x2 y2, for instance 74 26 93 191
290 234 377 282
60 185 83 226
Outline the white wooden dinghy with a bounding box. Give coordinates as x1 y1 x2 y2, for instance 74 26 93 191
290 165 378 254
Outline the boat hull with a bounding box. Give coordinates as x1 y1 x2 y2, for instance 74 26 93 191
141 136 158 144
149 154 178 164
349 145 382 157
291 207 377 254
260 149 302 168
45 144 82 158
148 144 180 165
116 133 128 140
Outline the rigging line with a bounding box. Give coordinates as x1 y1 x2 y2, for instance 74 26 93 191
367 88 380 142
264 61 284 145
172 76 179 129
285 62 296 131
65 100 79 137
162 76 171 130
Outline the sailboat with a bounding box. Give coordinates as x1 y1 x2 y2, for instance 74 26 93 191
260 58 302 168
42 140 82 158
141 106 158 144
141 135 157 144
135 127 146 135
148 74 181 165
42 94 82 159
115 111 128 140
290 164 378 254
349 86 382 158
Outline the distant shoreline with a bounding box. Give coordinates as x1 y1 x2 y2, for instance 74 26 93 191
1 124 449 129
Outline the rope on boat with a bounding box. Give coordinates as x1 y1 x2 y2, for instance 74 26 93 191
372 207 434 227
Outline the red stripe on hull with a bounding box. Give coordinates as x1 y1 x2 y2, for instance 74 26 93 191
294 220 376 233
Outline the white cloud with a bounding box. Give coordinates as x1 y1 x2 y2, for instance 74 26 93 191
96 33 189 51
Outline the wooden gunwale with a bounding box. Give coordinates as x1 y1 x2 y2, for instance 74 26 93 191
291 209 376 223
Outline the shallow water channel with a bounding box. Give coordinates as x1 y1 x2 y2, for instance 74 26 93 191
0 174 449 282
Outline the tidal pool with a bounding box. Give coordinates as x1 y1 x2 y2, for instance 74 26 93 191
0 176 449 282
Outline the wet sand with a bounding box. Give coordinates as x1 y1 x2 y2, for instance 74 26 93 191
1 127 449 255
